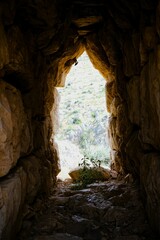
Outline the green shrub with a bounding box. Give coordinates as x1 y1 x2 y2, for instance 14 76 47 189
72 156 106 189
76 168 105 188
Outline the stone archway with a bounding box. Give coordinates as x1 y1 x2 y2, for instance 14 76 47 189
0 0 160 238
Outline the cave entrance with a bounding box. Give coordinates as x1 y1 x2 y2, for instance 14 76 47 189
55 51 111 181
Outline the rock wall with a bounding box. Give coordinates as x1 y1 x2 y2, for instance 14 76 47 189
0 80 32 177
0 3 60 238
0 0 160 238
58 0 160 235
0 79 43 239
101 1 160 234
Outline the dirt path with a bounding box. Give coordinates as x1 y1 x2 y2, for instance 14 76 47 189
17 180 158 240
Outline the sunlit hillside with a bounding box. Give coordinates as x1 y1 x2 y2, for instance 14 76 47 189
55 52 110 180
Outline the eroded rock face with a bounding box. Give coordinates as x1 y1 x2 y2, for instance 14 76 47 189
140 153 160 232
0 80 31 177
0 22 9 70
0 155 41 240
139 47 160 149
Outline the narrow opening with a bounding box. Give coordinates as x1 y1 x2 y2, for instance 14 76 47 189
55 51 111 182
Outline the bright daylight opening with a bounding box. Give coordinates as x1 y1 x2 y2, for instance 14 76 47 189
55 52 111 181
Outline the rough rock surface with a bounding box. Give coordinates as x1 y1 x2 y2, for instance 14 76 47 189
0 80 31 177
69 167 111 181
0 155 41 240
17 181 159 240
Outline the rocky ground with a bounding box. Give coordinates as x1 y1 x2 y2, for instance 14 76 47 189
17 180 159 240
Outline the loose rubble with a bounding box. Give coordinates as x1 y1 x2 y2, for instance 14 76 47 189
17 180 159 240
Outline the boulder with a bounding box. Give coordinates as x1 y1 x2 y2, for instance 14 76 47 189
0 155 41 239
69 168 81 181
0 172 22 238
0 80 31 177
69 167 111 182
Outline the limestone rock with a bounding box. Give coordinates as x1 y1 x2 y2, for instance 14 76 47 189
110 150 122 173
66 215 91 237
99 20 121 66
124 173 134 184
106 81 117 113
125 132 142 177
17 166 27 208
21 0 59 30
0 155 41 239
110 169 118 179
123 32 140 77
5 25 33 93
37 27 62 54
54 40 84 87
0 171 22 239
21 156 41 203
140 153 160 232
0 21 9 70
127 76 140 125
17 180 156 240
0 80 31 177
51 88 60 135
0 187 3 208
107 1 140 29
96 167 110 180
6 82 31 158
110 97 121 117
106 80 121 118
104 206 128 222
140 46 160 148
157 45 160 71
6 26 28 73
0 81 13 177
69 168 80 181
142 26 157 50
116 104 131 138
139 40 148 66
156 1 160 38
108 116 121 151
85 33 115 81
69 167 110 182
51 196 70 206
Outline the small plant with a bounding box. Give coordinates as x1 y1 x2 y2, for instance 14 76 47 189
90 158 101 168
78 155 90 169
71 156 105 189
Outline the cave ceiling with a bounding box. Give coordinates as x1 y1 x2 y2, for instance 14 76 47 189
1 0 157 87
13 0 151 53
